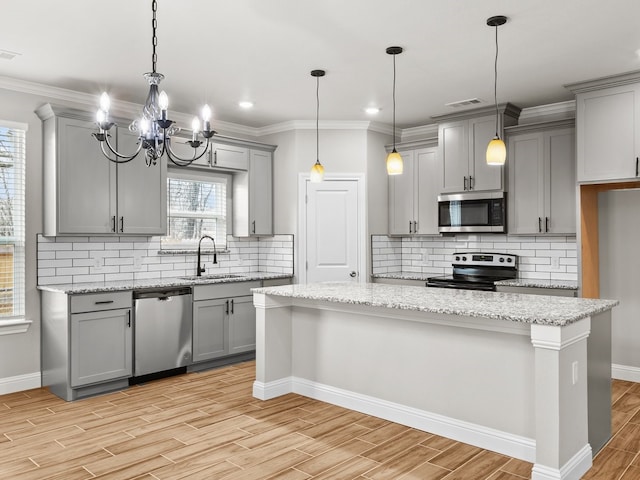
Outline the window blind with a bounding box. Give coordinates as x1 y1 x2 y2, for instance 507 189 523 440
0 124 25 319
162 171 228 249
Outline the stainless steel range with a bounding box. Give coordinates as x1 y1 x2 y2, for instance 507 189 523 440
426 252 517 291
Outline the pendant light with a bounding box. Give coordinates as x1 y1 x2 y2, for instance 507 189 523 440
486 16 507 166
310 69 326 183
386 46 403 175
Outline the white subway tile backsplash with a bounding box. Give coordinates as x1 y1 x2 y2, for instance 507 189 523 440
371 234 577 282
37 234 294 285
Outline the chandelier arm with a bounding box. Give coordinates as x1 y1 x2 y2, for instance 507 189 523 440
164 136 211 166
98 133 143 163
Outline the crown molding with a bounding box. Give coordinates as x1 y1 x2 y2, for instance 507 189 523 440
517 100 576 124
565 70 640 93
255 120 393 137
0 75 257 138
400 123 438 142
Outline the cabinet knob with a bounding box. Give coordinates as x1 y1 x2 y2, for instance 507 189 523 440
349 271 357 278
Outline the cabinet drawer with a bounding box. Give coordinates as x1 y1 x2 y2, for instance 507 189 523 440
193 281 261 301
71 291 132 313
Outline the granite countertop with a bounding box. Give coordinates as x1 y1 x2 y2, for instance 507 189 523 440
252 282 617 327
494 279 578 290
372 273 579 290
38 272 292 295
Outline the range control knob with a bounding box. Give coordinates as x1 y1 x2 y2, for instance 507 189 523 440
507 258 513 263
462 256 467 261
455 256 461 261
499 257 505 263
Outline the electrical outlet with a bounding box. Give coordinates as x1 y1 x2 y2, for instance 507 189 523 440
572 361 579 385
551 256 560 269
421 249 429 265
134 255 143 270
92 255 103 272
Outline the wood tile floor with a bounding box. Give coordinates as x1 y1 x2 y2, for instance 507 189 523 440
0 362 637 480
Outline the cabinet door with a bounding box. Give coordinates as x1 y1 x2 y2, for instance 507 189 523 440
415 148 439 235
249 150 273 236
57 117 116 234
116 128 167 235
388 150 415 235
439 121 469 193
469 115 503 191
192 299 228 362
212 144 248 170
508 132 544 234
577 84 640 182
545 128 576 234
228 295 256 354
70 308 132 387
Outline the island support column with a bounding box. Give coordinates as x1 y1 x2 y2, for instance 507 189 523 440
530 317 592 480
252 293 294 400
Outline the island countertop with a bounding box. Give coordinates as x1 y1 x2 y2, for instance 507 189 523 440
252 282 617 327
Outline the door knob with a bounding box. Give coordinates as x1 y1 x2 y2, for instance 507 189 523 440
349 271 357 278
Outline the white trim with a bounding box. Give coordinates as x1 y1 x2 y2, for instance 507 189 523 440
256 120 392 136
297 174 367 285
400 123 439 142
518 100 577 124
0 371 41 395
530 318 591 350
287 376 536 462
252 378 292 400
532 444 592 480
0 119 29 131
612 363 640 382
0 319 32 335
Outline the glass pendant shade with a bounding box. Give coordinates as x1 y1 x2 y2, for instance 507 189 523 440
386 149 403 175
310 160 325 183
486 137 506 165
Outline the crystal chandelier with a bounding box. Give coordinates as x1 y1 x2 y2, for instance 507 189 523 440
93 0 215 167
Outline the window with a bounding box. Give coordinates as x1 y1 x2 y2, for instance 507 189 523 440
0 122 26 320
162 171 229 250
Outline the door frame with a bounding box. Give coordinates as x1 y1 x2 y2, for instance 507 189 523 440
297 173 366 284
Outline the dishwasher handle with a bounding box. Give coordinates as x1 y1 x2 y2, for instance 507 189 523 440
133 287 192 300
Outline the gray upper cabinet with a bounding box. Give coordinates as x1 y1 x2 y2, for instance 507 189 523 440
233 148 274 237
569 78 640 183
434 105 520 193
388 146 439 235
182 142 249 170
36 104 167 236
507 122 576 235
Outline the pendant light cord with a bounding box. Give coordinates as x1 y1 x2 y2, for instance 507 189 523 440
392 53 397 149
151 0 158 74
316 74 320 162
493 23 499 137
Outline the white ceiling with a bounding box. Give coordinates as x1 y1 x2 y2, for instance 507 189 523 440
2 0 640 129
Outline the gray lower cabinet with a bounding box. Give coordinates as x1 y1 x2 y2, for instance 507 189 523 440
192 281 261 363
41 290 133 401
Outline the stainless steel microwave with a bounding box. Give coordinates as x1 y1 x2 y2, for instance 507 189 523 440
438 191 506 233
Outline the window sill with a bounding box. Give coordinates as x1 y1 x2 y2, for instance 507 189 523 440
0 318 33 336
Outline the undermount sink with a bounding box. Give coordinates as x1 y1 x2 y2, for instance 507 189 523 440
179 274 244 281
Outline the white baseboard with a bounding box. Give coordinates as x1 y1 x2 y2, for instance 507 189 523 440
290 376 536 463
0 372 41 395
612 364 640 383
253 378 292 400
532 444 592 480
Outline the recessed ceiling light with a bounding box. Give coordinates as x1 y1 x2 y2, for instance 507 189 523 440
364 107 381 115
239 101 254 109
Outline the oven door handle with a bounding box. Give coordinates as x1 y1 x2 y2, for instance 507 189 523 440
427 281 494 291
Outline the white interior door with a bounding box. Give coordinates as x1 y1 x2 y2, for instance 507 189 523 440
306 179 359 283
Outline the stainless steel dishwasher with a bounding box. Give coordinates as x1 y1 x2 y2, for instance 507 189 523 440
133 287 192 377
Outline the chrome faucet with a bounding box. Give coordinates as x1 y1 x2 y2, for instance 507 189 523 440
196 235 217 276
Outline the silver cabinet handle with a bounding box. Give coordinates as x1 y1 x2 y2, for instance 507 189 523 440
225 299 229 315
213 150 218 165
230 299 234 314
469 176 473 190
349 271 357 278
538 217 542 233
636 157 639 177
208 150 213 166
413 221 418 233
94 300 114 305
464 176 468 191
409 221 412 234
127 310 131 328
252 220 256 234
545 217 550 233
119 216 124 233
111 215 116 232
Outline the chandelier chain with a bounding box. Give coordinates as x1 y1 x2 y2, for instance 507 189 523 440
151 0 158 73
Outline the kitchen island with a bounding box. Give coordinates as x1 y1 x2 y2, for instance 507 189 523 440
252 282 618 480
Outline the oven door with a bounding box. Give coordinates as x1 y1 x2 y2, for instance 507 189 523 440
438 192 506 233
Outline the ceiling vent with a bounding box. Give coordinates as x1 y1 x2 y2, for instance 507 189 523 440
0 50 20 61
445 98 483 108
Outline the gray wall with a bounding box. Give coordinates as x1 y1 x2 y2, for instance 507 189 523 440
599 189 640 369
